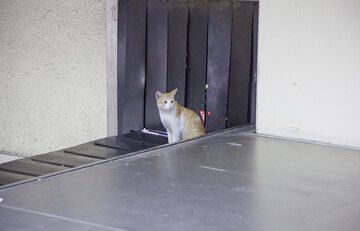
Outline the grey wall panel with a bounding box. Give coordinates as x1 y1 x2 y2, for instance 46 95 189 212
227 1 255 127
186 0 209 124
206 0 233 132
117 0 128 134
118 0 147 133
145 0 168 131
167 0 189 106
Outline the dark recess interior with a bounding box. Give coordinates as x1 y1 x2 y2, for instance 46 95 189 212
117 0 259 134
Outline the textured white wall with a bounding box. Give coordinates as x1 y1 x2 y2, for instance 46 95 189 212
257 0 360 148
0 0 107 157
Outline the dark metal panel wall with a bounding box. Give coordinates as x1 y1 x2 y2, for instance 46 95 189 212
117 0 128 134
205 0 233 132
118 0 147 133
145 0 168 131
186 0 209 123
118 0 258 134
227 1 255 127
167 0 188 106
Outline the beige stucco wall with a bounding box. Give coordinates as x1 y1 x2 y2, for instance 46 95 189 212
257 0 360 149
0 0 107 157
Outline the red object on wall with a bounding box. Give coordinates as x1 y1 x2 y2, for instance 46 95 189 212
199 110 205 124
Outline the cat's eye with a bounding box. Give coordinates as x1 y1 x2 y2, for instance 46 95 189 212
165 100 167 103
171 101 174 103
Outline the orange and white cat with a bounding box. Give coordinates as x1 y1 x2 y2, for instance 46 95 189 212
156 89 205 143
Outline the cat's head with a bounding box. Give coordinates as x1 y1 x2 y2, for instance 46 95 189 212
155 89 177 111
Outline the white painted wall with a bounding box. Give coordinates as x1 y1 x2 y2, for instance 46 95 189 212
0 0 107 157
257 0 360 148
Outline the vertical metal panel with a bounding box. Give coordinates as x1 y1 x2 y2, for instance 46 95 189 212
118 0 147 133
117 0 128 134
250 2 259 125
206 0 232 132
227 1 255 127
145 0 168 131
186 0 209 123
167 0 188 106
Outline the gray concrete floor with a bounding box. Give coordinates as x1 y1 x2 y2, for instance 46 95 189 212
0 127 360 230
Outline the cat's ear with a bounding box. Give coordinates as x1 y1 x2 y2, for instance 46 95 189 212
169 88 177 96
155 91 163 100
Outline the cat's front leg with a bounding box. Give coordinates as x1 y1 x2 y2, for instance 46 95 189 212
167 130 173 143
172 130 182 143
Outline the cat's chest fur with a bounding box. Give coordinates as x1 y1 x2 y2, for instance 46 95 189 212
159 109 181 130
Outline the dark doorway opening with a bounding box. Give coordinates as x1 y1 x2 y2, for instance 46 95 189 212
117 0 259 134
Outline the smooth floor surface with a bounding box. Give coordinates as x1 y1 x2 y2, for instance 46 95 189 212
0 128 359 230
